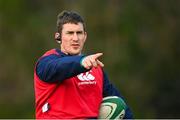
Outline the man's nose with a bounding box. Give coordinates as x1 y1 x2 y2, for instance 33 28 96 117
72 33 78 41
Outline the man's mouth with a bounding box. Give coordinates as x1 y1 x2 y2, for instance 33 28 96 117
71 44 80 47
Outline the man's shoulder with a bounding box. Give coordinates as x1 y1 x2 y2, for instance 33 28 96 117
42 48 59 57
35 49 60 64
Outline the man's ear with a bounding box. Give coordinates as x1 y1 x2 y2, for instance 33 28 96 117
84 32 87 42
55 32 61 43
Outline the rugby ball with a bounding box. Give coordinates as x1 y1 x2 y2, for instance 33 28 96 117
98 96 127 119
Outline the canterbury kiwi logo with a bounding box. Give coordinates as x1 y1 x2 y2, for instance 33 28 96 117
77 71 95 81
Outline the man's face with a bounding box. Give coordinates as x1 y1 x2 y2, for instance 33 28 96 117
60 23 87 55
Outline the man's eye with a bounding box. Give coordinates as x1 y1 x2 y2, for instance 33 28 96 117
67 32 74 34
77 31 83 34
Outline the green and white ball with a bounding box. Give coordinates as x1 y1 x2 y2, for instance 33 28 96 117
98 96 127 119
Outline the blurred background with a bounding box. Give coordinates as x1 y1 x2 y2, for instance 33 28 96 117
0 0 180 118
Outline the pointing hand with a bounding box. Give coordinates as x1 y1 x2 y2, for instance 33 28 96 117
81 53 104 69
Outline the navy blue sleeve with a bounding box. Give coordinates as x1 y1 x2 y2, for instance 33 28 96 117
102 71 133 119
102 71 122 97
36 54 89 83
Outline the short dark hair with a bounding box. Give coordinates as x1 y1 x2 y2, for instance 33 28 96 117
56 10 86 41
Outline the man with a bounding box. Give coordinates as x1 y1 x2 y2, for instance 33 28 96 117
34 10 133 119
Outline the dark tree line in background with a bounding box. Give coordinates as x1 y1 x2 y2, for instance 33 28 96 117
0 0 180 118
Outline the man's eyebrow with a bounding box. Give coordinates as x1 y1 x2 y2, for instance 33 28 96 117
66 31 74 33
66 30 83 33
76 30 83 32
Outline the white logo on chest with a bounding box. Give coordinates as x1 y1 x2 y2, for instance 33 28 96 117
77 71 96 85
77 71 95 81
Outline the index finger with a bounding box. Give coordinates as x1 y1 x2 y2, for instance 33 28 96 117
93 53 103 59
